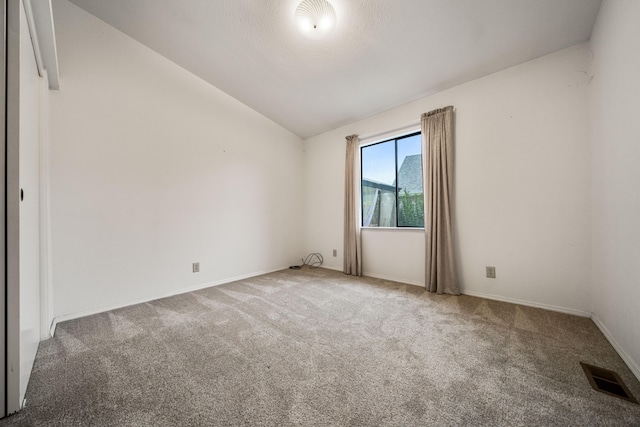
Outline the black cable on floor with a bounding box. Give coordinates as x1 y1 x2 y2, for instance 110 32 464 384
289 253 323 269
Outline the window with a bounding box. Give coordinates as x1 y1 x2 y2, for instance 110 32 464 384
361 132 424 228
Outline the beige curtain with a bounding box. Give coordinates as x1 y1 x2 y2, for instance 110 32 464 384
343 134 362 276
422 107 459 295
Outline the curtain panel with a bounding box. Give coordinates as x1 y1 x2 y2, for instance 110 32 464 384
422 107 459 295
343 134 362 276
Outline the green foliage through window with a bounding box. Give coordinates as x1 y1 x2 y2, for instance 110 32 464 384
398 189 424 227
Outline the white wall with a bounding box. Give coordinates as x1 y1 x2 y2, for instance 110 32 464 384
19 0 42 405
589 0 640 378
49 0 304 319
305 44 592 315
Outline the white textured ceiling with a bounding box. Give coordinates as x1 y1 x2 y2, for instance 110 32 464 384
66 0 602 138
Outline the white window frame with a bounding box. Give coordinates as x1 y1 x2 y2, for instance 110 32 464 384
359 122 423 230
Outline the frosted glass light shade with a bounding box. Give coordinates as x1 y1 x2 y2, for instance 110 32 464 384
295 0 337 39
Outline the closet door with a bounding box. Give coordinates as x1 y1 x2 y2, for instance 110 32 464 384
18 0 42 406
3 0 53 415
5 0 28 416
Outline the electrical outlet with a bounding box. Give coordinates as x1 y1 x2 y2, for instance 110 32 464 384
333 249 337 257
193 262 200 273
486 266 496 278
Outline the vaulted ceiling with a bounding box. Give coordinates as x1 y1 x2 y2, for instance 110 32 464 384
66 0 602 138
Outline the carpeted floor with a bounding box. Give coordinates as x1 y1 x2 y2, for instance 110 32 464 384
2 267 639 426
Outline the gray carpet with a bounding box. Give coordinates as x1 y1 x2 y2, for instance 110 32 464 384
2 267 639 426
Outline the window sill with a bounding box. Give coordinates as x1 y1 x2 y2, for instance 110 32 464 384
361 227 424 231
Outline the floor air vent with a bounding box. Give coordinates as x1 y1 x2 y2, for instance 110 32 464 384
580 362 638 404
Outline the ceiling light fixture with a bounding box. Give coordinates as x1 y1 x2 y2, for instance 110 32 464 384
295 0 337 39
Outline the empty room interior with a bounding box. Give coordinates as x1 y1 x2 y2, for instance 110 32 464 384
2 0 640 425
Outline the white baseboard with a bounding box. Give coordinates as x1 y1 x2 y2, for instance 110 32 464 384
591 314 640 382
360 275 592 319
461 289 592 318
49 266 289 336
